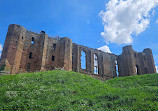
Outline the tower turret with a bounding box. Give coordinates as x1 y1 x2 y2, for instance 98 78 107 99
0 24 26 74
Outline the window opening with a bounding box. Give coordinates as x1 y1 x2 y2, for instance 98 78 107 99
52 56 55 61
135 65 140 75
27 63 31 70
94 54 98 74
115 60 119 77
29 52 32 59
81 51 86 69
31 37 35 44
53 44 56 49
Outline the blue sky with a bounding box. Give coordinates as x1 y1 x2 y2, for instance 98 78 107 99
0 0 158 71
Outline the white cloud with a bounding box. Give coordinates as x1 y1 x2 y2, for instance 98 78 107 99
100 0 158 44
156 19 158 24
156 66 158 73
0 44 2 52
98 45 111 53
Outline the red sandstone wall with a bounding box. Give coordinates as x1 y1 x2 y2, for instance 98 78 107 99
44 37 61 70
117 45 156 77
19 31 45 73
72 44 117 79
0 24 156 79
0 24 26 74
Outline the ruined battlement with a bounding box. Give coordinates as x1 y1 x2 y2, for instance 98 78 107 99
0 24 156 79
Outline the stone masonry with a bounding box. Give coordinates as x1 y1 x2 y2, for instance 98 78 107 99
0 24 156 79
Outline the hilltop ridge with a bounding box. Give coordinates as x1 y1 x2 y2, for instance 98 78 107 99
0 70 158 110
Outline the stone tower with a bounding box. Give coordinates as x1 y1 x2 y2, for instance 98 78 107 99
0 24 26 74
0 24 72 74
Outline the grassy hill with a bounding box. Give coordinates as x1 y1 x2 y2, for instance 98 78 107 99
0 70 158 111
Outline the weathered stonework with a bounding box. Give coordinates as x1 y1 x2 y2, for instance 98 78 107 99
0 24 156 79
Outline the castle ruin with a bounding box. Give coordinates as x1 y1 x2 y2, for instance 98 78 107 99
0 24 156 79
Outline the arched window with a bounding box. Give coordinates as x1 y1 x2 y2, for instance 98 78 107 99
115 60 119 77
135 66 138 74
94 54 98 74
135 65 140 75
81 51 86 69
31 37 35 44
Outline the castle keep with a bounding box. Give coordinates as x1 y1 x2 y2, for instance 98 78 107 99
0 24 156 79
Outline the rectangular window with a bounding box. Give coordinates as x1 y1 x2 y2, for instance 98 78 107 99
53 44 56 49
32 37 34 41
52 56 55 61
27 63 30 70
29 52 32 59
31 37 35 44
94 54 98 74
81 51 86 69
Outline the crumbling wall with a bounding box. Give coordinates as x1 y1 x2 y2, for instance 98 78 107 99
44 37 60 70
117 45 156 77
45 37 72 71
0 24 156 79
58 37 72 71
72 44 117 79
117 45 137 77
19 31 47 73
143 48 156 74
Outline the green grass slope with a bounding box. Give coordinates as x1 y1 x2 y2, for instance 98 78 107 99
0 70 158 111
